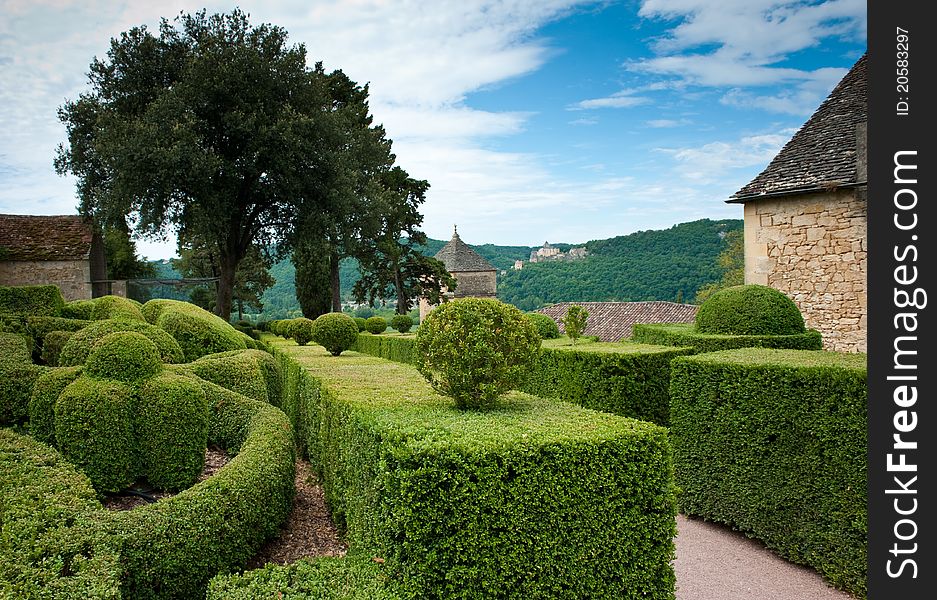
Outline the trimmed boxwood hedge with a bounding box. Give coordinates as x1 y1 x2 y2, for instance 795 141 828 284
521 341 694 425
181 348 283 404
363 316 387 334
352 333 417 365
669 348 867 598
271 338 677 600
61 298 96 320
84 331 164 384
145 299 247 361
0 284 65 316
695 284 805 335
26 315 92 359
91 295 146 321
1 334 48 425
58 318 185 366
40 330 75 366
207 553 401 599
28 366 82 446
0 428 122 600
632 322 822 352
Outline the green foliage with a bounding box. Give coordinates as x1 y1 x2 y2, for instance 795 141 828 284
136 372 209 490
632 323 823 352
0 361 48 426
26 315 91 361
54 375 137 492
293 236 334 319
415 298 541 409
207 554 401 599
312 313 359 356
0 284 65 316
561 304 589 344
670 349 867 597
28 366 82 445
83 331 164 384
354 316 367 331
181 348 283 404
351 333 417 365
91 294 146 321
291 317 317 346
364 316 387 334
389 314 413 334
0 331 31 365
61 299 96 320
102 221 157 280
521 342 694 425
40 330 75 366
524 312 560 339
0 429 121 600
695 284 806 335
694 229 744 303
58 318 185 366
270 340 677 600
148 299 247 361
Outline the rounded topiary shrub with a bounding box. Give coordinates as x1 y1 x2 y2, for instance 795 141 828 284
60 299 95 320
354 317 367 332
364 316 387 334
135 372 209 490
84 331 163 384
415 298 541 410
311 313 359 356
58 318 185 366
525 312 560 339
695 284 806 336
155 305 247 362
390 314 414 334
28 366 82 446
91 295 146 321
39 330 73 366
290 318 316 346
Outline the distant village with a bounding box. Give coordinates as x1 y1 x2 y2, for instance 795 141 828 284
512 242 588 270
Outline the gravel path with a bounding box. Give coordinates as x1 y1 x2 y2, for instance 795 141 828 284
674 514 856 600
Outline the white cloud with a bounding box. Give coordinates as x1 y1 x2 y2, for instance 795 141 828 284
569 94 652 110
657 130 794 183
645 118 690 128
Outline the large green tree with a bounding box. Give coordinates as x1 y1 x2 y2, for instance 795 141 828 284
352 167 455 314
56 9 340 320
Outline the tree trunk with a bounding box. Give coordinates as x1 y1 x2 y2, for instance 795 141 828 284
330 250 342 313
394 267 408 314
215 252 237 322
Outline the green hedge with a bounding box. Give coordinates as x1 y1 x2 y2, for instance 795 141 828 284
58 318 185 366
181 348 283 404
26 315 92 359
0 284 65 316
61 299 96 320
272 339 676 600
0 334 48 425
207 553 401 599
40 330 74 366
632 322 823 352
521 341 694 426
145 299 247 361
669 349 867 598
0 428 121 600
1 331 31 366
84 331 164 384
91 295 146 321
352 333 417 365
28 366 82 446
695 284 805 335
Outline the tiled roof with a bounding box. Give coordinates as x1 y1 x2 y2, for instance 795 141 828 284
537 301 698 342
0 214 94 261
729 54 867 203
434 227 496 273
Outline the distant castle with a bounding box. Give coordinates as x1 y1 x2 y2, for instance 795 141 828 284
513 241 587 270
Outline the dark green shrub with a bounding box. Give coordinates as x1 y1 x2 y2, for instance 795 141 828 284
695 284 806 335
40 330 74 366
59 318 185 366
182 348 282 404
312 312 360 356
28 366 82 445
670 349 867 597
136 372 209 490
27 315 91 361
632 322 822 352
354 316 367 332
415 298 540 409
561 304 589 344
0 429 121 599
207 553 401 599
291 317 316 346
269 342 676 600
364 316 387 334
521 342 694 425
352 333 417 365
525 312 560 339
390 314 413 334
152 300 247 361
54 376 136 492
91 294 146 321
0 330 31 365
0 334 48 425
61 298 96 319
84 331 163 384
0 284 65 316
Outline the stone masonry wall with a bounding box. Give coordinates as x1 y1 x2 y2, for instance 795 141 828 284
744 188 867 352
0 260 92 301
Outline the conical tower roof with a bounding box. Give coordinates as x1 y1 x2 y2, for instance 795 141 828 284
434 226 496 272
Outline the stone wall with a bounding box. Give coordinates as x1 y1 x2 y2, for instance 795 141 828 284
744 188 867 352
0 260 92 301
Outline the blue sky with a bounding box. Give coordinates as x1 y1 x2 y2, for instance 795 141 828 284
0 0 867 260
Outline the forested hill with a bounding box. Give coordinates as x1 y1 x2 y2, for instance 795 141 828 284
497 218 742 310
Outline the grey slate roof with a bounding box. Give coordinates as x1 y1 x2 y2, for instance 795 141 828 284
728 53 867 203
434 227 496 273
0 214 94 261
537 301 698 342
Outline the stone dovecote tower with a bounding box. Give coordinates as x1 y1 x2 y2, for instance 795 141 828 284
419 226 497 321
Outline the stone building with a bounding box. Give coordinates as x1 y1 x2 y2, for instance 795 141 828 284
0 214 107 301
419 226 497 321
727 54 867 352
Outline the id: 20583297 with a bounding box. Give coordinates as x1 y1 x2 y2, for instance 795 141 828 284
896 27 910 116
